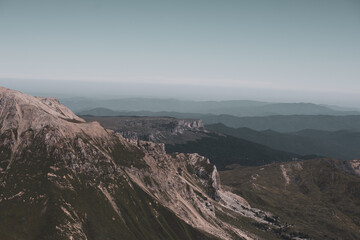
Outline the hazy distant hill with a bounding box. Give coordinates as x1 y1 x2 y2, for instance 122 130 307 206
201 115 360 132
79 108 360 132
63 97 360 117
206 123 360 160
79 107 128 116
78 108 205 118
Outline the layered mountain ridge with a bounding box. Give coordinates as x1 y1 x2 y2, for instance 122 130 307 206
64 98 360 117
81 116 206 144
82 116 303 170
0 87 297 240
206 123 360 160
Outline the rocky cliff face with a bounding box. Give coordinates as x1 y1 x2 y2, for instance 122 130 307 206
82 116 208 144
175 119 204 132
0 87 294 240
349 159 360 176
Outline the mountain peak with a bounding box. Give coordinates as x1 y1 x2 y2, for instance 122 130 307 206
0 86 112 140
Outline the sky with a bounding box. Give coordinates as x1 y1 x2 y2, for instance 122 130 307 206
0 0 359 106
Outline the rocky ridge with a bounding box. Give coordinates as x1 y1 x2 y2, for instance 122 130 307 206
0 87 297 240
82 116 207 144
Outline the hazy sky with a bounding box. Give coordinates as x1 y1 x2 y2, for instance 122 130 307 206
0 0 359 105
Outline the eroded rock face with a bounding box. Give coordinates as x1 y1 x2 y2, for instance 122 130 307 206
82 116 208 144
349 159 360 176
0 87 287 240
175 119 204 133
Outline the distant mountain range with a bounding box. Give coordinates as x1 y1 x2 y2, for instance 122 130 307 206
83 116 308 170
206 123 360 160
79 107 360 132
61 97 360 117
83 114 360 162
201 115 360 132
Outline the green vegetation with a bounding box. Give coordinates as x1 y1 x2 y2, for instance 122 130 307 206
220 159 360 239
0 127 214 240
166 133 298 170
0 129 13 169
206 123 360 160
110 139 146 169
215 208 281 240
64 174 214 240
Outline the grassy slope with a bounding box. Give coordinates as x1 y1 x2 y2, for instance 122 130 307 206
166 133 299 170
0 128 214 240
220 159 360 239
206 123 360 160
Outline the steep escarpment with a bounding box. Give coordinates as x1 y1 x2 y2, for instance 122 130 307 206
0 87 298 240
82 116 207 144
82 116 301 169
